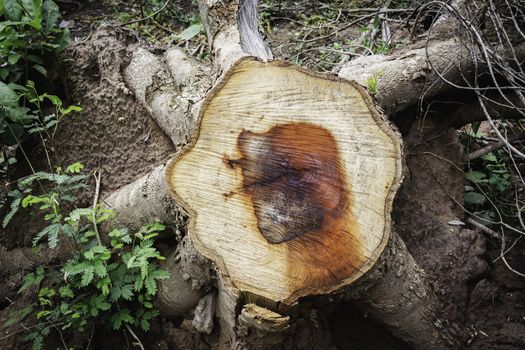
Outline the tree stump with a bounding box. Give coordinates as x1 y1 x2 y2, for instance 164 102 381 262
103 1 467 341
166 58 403 305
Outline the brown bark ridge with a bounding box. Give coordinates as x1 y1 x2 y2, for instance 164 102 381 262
165 57 403 306
345 233 460 349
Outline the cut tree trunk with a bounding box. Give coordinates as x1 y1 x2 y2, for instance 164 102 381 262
165 58 402 306
100 1 479 349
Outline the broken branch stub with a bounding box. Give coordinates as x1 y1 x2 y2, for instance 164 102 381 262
166 58 403 305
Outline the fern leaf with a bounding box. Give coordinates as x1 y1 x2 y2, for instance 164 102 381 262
3 196 21 228
47 224 60 249
32 223 60 247
140 309 159 331
90 294 110 312
140 259 148 280
64 261 89 276
144 276 157 296
90 306 99 317
149 268 170 280
110 309 134 330
4 304 33 327
67 174 87 183
93 260 107 278
18 272 35 293
140 318 151 332
109 286 122 303
98 301 111 311
121 284 134 300
134 278 143 292
67 208 93 223
97 277 111 296
80 266 95 287
30 333 44 350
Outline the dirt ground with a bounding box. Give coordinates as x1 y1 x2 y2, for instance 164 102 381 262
1 0 524 349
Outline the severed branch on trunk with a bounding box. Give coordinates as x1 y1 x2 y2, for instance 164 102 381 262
345 233 459 348
338 38 474 117
199 0 271 72
338 0 525 128
123 46 212 148
237 304 290 349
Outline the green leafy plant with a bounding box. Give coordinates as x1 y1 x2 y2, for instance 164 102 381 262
21 81 81 137
176 20 203 41
1 2 166 348
371 40 390 54
0 0 69 83
3 164 169 349
464 149 512 225
3 161 85 229
0 0 74 173
462 124 516 229
0 80 81 177
365 71 383 94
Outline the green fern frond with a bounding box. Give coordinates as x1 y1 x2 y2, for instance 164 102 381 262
3 195 21 228
32 223 61 248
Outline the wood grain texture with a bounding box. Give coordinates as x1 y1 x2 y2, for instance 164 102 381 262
166 58 403 304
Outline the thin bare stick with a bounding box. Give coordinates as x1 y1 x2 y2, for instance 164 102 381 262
50 321 68 350
85 322 95 350
125 324 145 350
467 218 502 240
499 231 525 277
92 171 103 246
380 2 392 44
301 12 379 44
463 132 525 162
120 0 172 27
343 7 413 13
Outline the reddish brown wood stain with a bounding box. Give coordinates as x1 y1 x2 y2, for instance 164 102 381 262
232 123 365 289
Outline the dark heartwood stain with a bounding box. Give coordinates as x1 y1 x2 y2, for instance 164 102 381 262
226 122 364 290
232 123 349 244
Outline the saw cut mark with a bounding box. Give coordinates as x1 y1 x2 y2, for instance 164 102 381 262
233 123 349 244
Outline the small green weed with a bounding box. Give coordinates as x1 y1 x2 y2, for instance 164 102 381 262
365 71 384 94
371 40 391 55
464 152 512 226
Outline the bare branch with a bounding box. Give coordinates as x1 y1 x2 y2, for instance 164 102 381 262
463 132 525 162
467 218 502 240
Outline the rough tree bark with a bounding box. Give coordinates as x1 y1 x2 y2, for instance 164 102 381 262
99 0 525 349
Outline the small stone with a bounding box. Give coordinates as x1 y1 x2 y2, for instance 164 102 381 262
448 220 465 226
